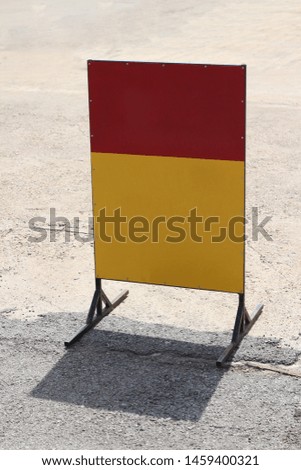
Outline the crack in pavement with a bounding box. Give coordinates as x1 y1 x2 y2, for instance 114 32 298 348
227 360 301 378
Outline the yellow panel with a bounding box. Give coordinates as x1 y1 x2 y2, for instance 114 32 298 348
91 153 245 293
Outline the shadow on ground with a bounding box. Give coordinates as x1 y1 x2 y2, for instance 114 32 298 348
32 322 225 421
30 314 300 421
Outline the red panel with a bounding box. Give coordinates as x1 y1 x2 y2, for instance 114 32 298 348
88 60 245 161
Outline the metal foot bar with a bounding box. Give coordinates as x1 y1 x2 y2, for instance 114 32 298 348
216 294 264 366
65 281 129 348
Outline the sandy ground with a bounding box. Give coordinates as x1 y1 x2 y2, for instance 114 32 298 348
0 0 301 450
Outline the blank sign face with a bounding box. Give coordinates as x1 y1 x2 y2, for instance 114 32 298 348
88 61 246 294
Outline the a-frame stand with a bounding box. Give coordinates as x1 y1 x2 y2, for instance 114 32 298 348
216 293 263 366
64 279 129 348
65 285 262 366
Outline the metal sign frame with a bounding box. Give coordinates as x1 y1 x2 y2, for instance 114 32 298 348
65 60 263 365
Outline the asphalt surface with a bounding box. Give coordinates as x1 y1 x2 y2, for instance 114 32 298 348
0 311 301 449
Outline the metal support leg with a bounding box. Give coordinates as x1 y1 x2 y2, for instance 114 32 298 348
65 279 129 348
216 294 263 366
